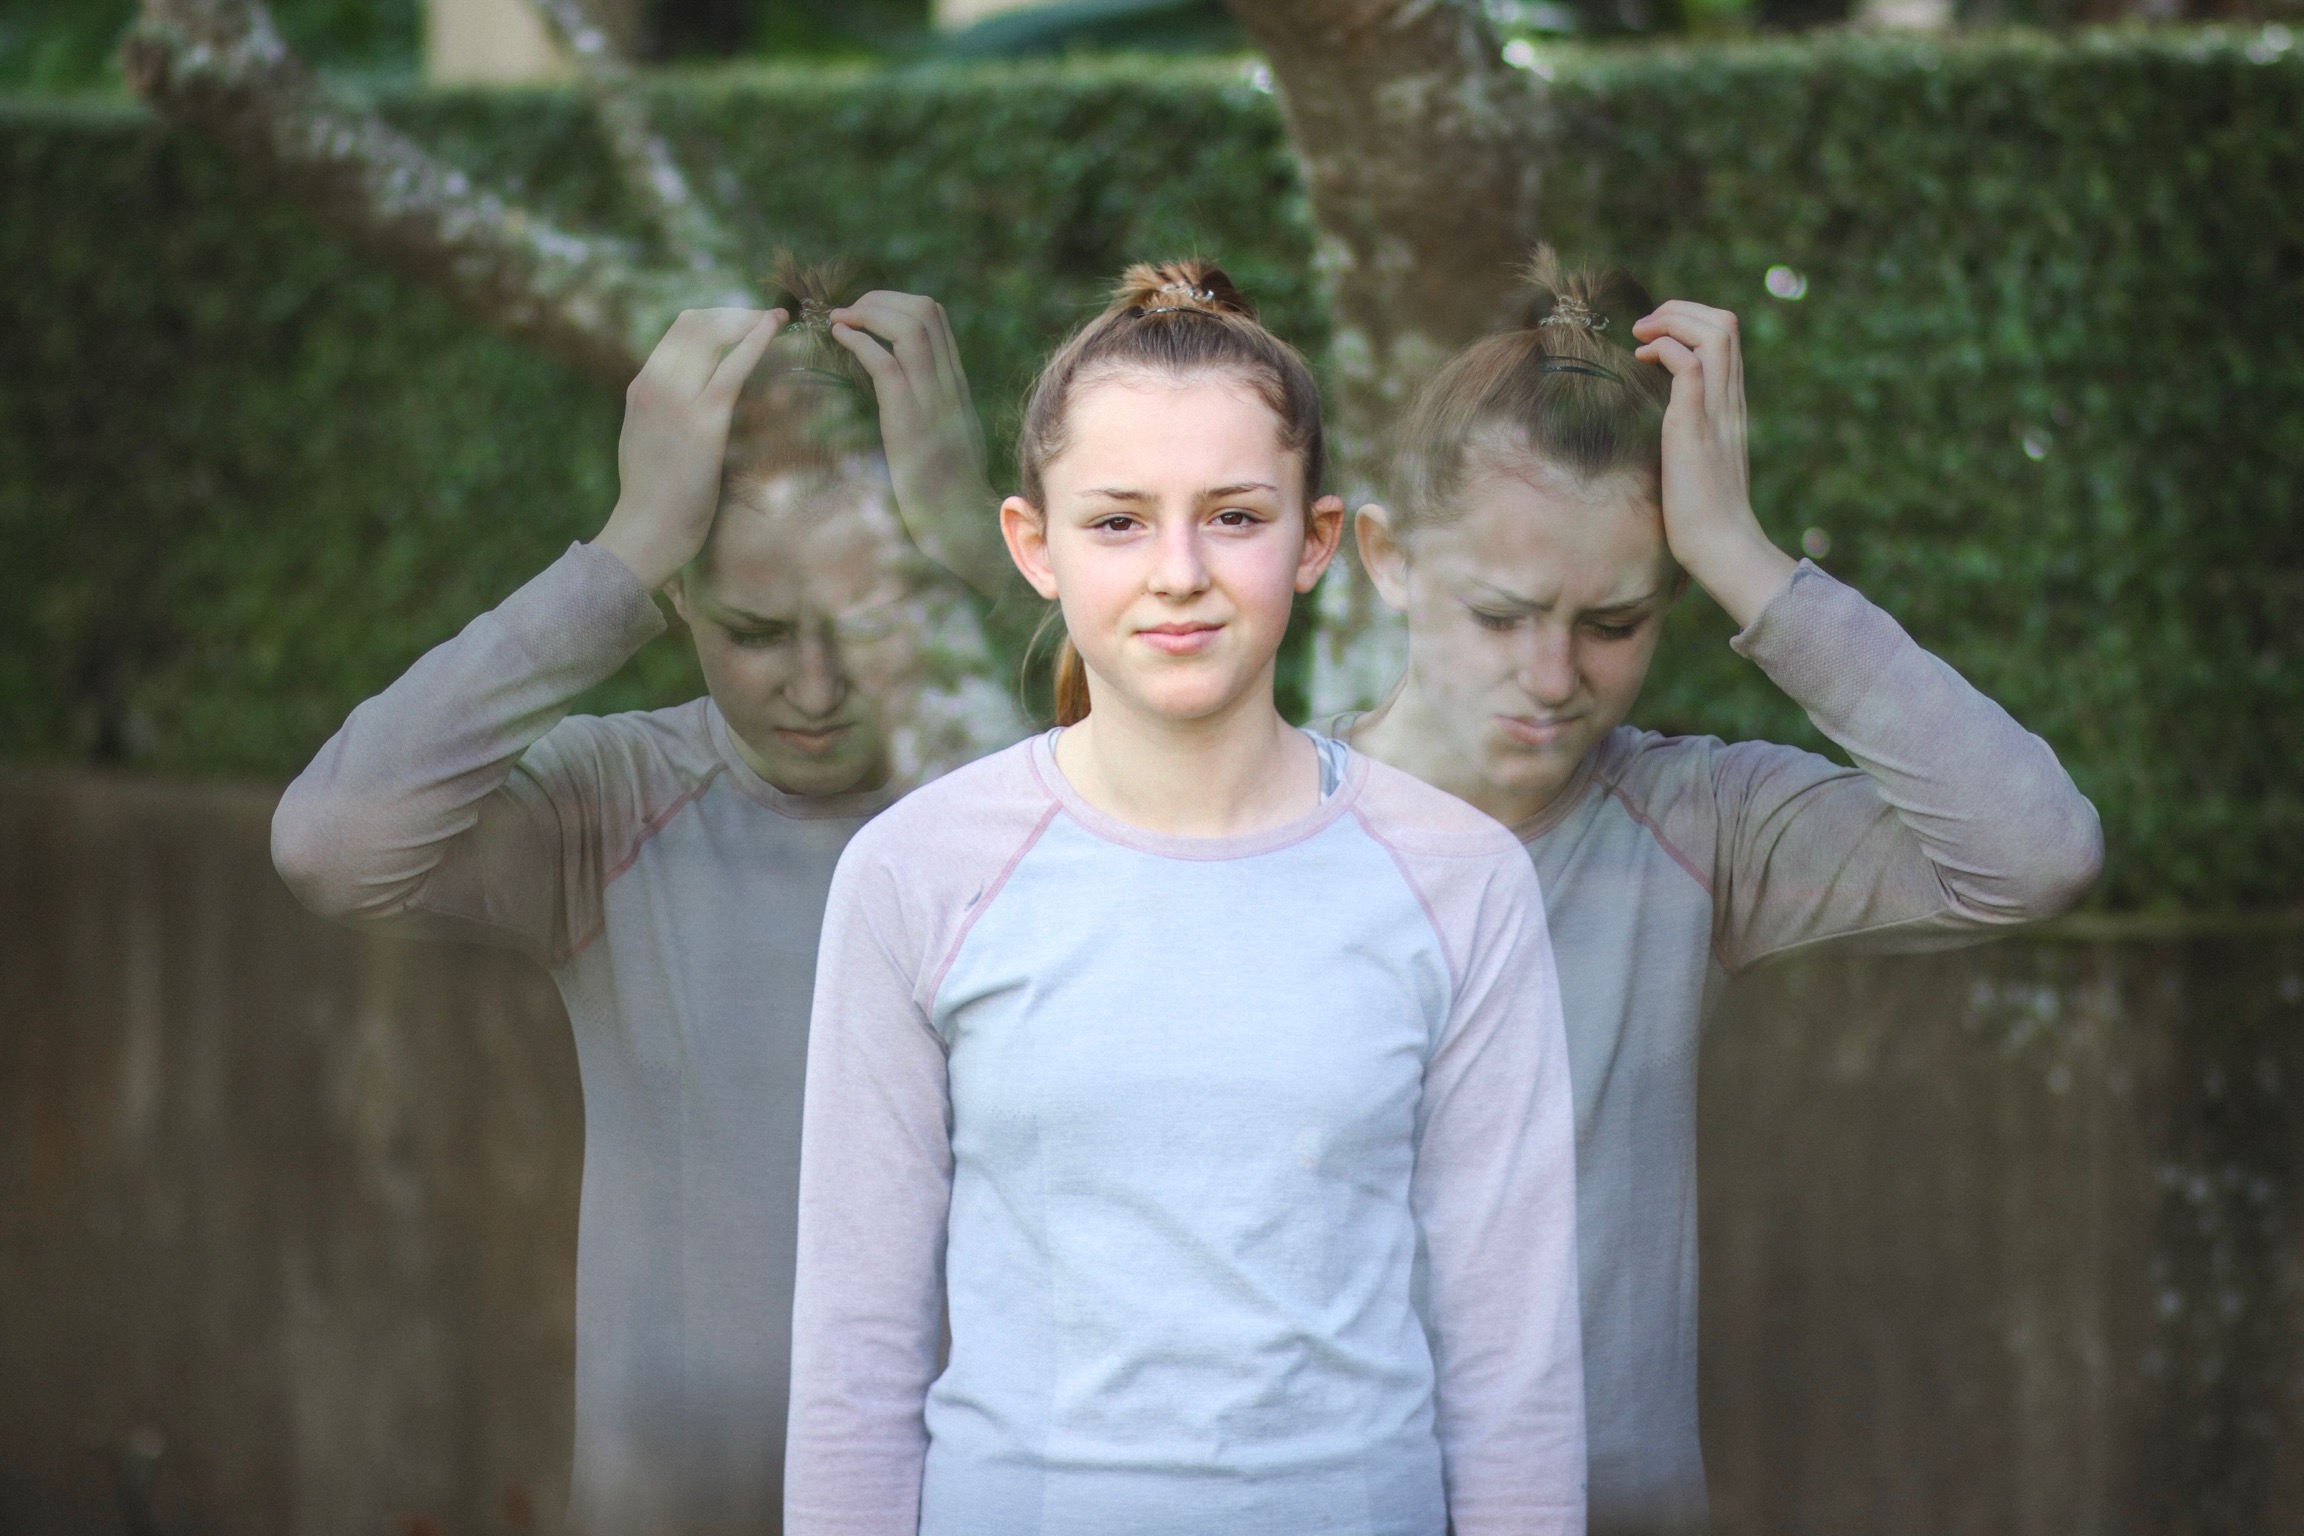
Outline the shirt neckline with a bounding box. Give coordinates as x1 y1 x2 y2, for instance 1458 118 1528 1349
1508 733 1614 843
706 700 896 820
1026 727 1366 862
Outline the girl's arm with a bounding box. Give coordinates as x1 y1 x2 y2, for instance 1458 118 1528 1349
1706 564 2103 967
784 844 953 1536
272 309 781 956
1411 846 1587 1536
829 290 1013 599
269 542 666 957
1630 303 2102 967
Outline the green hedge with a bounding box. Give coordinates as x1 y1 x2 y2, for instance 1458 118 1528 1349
4 31 2301 910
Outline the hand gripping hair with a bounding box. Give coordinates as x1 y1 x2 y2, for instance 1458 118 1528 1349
1392 246 1672 537
1014 258 1327 726
718 251 877 488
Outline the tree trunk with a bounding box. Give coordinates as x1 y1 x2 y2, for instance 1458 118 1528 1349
1225 0 1554 710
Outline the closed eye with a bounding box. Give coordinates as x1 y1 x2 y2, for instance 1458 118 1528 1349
726 623 796 648
1468 607 1524 632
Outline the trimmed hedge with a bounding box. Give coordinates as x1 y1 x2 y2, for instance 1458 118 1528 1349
4 31 2302 909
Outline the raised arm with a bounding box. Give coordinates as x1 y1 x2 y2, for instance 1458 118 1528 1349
784 845 953 1536
1706 565 2103 965
272 308 782 951
828 291 1014 599
1413 850 1586 1536
1628 301 2102 966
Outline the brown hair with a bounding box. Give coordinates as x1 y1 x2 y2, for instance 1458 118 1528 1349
718 251 876 486
1016 259 1325 726
1393 246 1671 538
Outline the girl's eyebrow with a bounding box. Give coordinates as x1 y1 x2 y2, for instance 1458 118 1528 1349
1469 580 1666 616
704 599 797 627
1078 482 1279 503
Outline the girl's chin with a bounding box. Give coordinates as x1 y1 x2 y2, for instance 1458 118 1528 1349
1482 731 1584 782
1103 675 1260 723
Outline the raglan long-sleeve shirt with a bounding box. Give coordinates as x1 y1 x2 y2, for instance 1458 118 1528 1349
1339 561 2102 1536
784 733 1587 1536
272 542 892 1536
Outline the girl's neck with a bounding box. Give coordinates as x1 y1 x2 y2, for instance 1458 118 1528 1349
1055 676 1320 839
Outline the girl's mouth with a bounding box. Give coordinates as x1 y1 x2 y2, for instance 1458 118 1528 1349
1497 714 1579 749
1136 622 1224 656
775 725 851 755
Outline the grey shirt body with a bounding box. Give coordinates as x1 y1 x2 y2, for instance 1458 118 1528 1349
273 543 890 1536
1339 562 2103 1534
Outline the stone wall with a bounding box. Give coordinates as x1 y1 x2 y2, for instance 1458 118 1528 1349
3 769 2298 1534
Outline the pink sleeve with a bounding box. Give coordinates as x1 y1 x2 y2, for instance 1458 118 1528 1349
1364 780 1587 1535
783 842 953 1536
784 751 1050 1536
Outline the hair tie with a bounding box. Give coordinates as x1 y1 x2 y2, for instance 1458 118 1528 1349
1538 295 1608 333
1537 358 1620 382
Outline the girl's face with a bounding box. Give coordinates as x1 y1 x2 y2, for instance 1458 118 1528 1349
1004 371 1342 728
673 464 923 797
1363 452 1678 818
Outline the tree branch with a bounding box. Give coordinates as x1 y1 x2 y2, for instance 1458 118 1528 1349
523 0 749 287
120 0 731 384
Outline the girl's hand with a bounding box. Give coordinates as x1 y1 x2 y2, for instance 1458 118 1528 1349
1631 301 1796 630
831 292 1011 597
594 307 785 591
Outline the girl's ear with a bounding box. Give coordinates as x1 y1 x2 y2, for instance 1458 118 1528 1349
1355 505 1411 612
1000 495 1061 601
666 569 694 625
1296 495 1347 594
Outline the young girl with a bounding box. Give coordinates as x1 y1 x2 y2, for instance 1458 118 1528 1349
1341 251 2105 1534
782 263 1587 1536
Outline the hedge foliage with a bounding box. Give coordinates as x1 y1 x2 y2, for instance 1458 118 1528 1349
3 31 2301 909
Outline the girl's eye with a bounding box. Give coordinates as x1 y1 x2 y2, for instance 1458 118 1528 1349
1587 621 1641 641
1091 515 1139 534
728 626 793 648
1212 508 1261 527
1469 609 1522 633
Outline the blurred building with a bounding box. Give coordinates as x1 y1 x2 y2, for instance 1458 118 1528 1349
425 0 572 82
936 0 1056 27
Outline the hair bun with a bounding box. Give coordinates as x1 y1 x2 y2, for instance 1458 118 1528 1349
1107 259 1256 320
1518 244 1651 340
773 248 861 332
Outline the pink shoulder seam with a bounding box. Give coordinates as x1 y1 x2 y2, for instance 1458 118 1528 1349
1349 806 1463 997
915 800 1063 1016
1595 767 1738 971
553 763 727 965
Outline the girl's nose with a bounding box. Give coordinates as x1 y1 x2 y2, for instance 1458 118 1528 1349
1146 521 1212 599
1518 628 1581 710
788 624 850 717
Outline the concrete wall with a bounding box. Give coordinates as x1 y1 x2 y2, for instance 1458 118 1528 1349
3 769 2299 1534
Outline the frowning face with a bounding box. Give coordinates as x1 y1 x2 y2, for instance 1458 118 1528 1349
1360 453 1677 825
673 461 925 798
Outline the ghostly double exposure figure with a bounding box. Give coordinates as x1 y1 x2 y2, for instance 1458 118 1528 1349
1334 250 2103 1535
272 272 1018 1536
